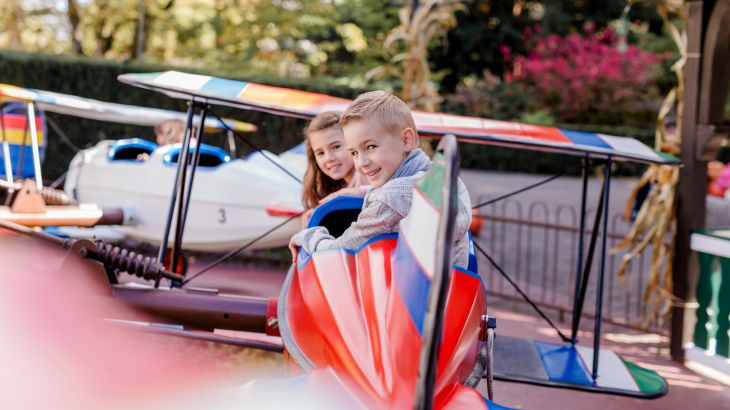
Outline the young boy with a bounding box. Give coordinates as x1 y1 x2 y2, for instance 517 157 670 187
289 91 473 267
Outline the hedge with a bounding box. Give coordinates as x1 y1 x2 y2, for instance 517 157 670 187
0 50 658 181
0 50 379 181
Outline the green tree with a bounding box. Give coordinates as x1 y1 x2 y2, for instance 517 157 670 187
1 0 398 79
0 0 24 49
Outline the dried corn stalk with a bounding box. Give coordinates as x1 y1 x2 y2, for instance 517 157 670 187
613 1 686 328
367 0 463 111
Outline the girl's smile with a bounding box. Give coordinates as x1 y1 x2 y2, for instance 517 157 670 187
309 127 354 184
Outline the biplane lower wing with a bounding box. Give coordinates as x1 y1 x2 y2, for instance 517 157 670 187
118 70 680 166
493 335 667 398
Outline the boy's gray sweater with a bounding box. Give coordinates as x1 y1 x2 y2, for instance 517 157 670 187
291 149 472 268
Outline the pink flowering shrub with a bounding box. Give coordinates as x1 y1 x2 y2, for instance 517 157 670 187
503 26 668 124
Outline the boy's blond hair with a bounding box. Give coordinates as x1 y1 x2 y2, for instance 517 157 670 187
340 91 418 140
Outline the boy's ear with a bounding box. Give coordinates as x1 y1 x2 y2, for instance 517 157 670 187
401 127 417 150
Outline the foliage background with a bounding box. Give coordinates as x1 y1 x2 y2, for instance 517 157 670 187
3 0 725 180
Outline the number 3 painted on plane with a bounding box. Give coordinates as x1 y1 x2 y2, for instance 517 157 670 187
218 208 226 224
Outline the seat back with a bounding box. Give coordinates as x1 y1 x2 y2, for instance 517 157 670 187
307 196 363 238
467 231 478 273
107 138 158 161
163 144 231 167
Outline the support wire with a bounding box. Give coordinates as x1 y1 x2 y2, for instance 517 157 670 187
208 109 302 184
473 239 571 343
182 213 301 285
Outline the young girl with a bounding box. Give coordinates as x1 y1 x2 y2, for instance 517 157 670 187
301 111 368 224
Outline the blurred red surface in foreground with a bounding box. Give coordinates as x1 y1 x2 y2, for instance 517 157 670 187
0 232 280 409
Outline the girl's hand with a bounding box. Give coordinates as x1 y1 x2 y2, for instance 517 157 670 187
288 237 299 265
300 208 314 228
320 187 362 204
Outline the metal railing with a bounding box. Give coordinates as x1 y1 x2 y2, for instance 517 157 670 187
474 195 668 335
690 231 730 360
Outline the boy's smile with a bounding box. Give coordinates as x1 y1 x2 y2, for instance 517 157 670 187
343 117 417 188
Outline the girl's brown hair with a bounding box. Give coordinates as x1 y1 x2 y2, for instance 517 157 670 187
301 111 347 209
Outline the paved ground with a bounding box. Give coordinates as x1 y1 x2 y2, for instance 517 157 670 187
461 169 639 215
462 168 730 230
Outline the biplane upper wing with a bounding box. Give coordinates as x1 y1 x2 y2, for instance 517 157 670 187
0 83 256 133
118 70 680 165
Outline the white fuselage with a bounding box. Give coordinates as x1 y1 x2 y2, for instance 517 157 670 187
64 141 305 251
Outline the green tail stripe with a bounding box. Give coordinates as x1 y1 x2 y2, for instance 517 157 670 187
133 72 163 81
416 152 444 209
622 359 667 394
657 151 680 163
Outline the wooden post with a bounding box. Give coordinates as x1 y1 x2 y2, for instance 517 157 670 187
671 0 707 362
